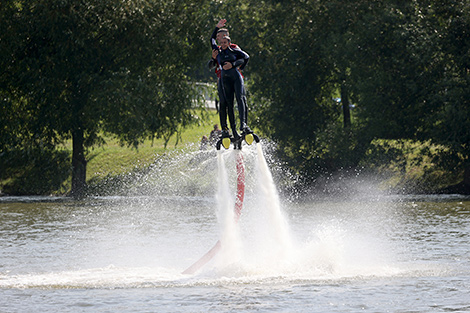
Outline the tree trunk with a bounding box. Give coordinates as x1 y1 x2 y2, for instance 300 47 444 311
341 82 351 129
464 165 470 186
71 127 87 199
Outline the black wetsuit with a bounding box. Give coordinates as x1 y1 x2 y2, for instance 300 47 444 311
216 47 249 133
209 28 250 134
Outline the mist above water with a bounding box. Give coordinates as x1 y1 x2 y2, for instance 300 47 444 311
0 142 457 289
153 143 409 280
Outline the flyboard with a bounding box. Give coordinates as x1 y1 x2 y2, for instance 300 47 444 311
182 131 260 275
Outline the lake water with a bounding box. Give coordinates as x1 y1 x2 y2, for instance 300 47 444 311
1 145 469 312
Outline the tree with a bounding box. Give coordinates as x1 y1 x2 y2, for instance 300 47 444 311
420 1 470 181
213 0 370 175
210 0 470 181
218 0 341 175
1 0 210 197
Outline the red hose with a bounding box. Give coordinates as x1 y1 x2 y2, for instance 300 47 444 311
234 152 245 222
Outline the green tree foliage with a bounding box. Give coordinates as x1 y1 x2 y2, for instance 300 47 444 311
1 0 210 197
212 0 469 181
214 0 342 175
2 0 470 195
420 1 470 170
352 2 439 139
351 1 470 174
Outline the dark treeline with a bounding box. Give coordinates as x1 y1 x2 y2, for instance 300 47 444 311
1 0 469 196
222 0 470 192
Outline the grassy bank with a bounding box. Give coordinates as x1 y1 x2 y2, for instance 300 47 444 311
84 134 462 196
0 109 464 196
0 110 220 196
363 139 462 193
87 111 219 181
84 110 220 192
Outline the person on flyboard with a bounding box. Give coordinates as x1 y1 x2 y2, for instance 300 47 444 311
208 19 252 143
208 19 241 83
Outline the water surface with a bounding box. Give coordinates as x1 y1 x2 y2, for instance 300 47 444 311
1 195 469 312
1 148 469 312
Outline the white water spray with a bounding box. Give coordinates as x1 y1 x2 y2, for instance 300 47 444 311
211 144 395 278
210 144 294 274
215 150 242 268
238 144 294 272
255 144 292 250
0 145 449 291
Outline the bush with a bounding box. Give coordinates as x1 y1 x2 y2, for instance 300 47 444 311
0 147 71 195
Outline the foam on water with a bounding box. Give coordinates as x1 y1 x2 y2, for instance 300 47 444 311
0 259 446 290
0 266 182 289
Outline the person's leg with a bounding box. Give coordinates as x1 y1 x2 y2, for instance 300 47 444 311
233 72 249 131
218 80 229 133
223 77 238 136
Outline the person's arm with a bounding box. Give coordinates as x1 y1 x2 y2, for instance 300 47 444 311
230 43 241 50
208 58 217 71
208 48 221 70
232 49 249 70
210 19 227 50
210 27 219 50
